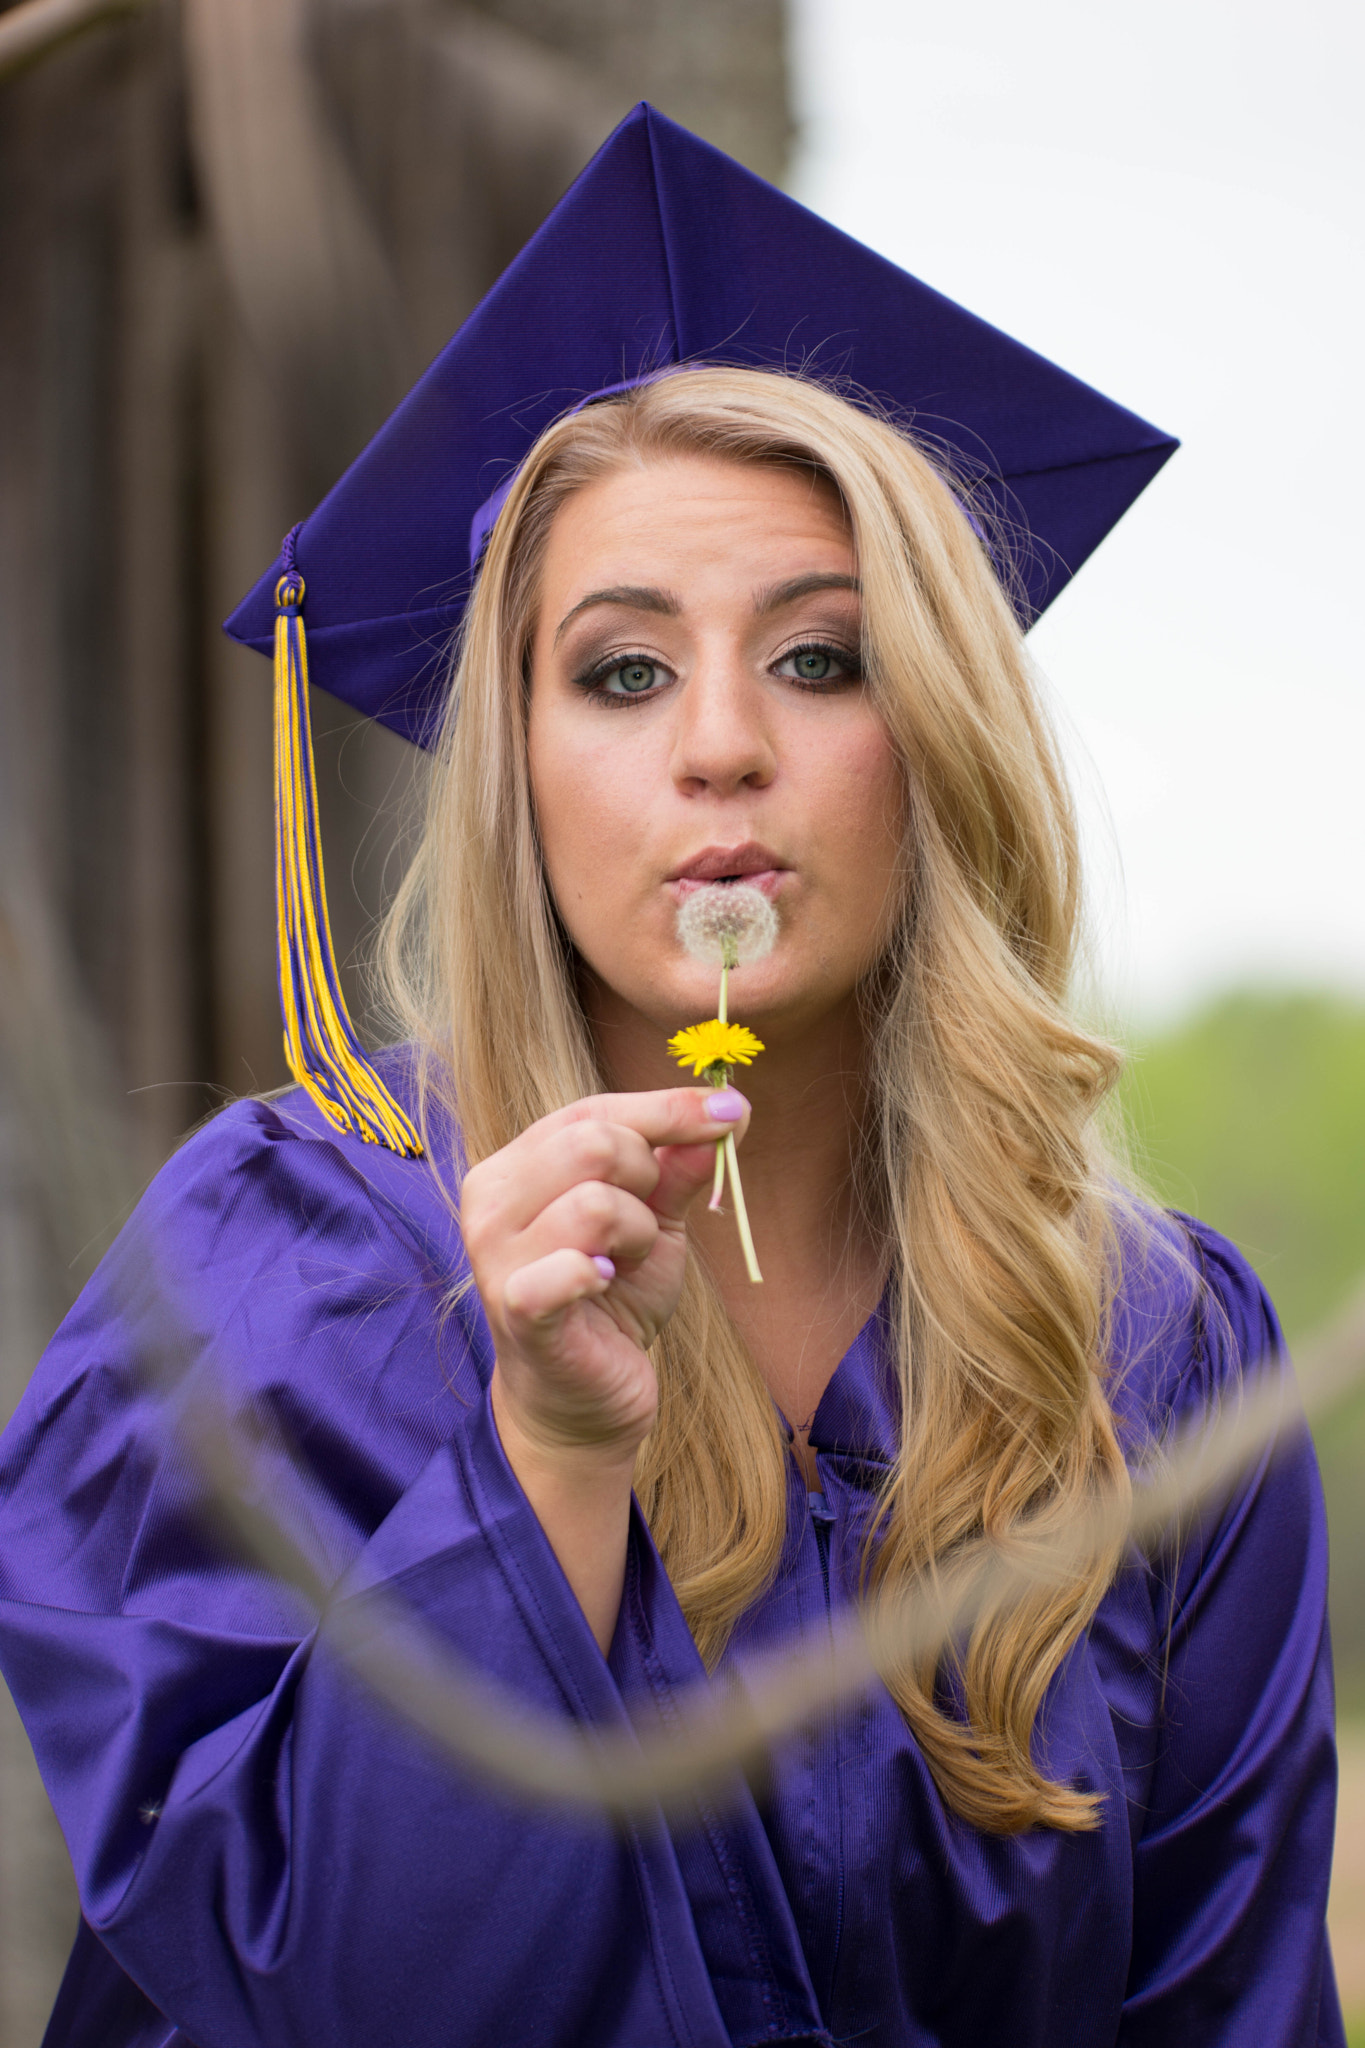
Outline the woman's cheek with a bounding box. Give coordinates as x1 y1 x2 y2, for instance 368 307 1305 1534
534 766 661 983
803 714 902 863
532 727 622 904
821 723 904 960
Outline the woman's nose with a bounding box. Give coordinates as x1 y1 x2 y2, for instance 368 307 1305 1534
669 653 776 795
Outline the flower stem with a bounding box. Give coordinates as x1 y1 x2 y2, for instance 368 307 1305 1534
703 1057 729 1209
709 948 734 1208
702 939 760 1278
725 1133 763 1284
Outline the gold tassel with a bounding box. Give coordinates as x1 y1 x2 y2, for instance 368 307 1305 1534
273 550 423 1156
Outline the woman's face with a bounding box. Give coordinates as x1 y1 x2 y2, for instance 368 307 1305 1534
526 452 905 1051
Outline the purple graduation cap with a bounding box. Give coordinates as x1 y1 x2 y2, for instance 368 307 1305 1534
224 101 1177 1157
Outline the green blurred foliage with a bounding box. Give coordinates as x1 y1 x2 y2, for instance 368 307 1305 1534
1117 989 1365 1700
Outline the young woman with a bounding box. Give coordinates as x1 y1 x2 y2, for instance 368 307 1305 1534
0 106 1341 2048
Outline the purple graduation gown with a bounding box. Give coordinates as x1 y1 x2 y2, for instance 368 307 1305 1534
0 1063 1344 2048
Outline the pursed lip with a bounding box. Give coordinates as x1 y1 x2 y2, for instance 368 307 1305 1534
667 842 789 898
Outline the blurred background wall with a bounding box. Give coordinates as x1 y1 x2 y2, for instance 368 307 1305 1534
2 0 1363 2040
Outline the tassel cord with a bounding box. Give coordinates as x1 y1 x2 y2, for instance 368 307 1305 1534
272 535 423 1157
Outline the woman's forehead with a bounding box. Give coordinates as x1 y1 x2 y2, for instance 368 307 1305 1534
540 455 855 604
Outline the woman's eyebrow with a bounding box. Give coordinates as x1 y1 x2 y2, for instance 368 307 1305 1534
553 585 680 645
753 571 861 615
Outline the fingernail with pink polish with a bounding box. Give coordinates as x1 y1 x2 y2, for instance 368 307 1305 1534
705 1088 748 1122
592 1255 616 1282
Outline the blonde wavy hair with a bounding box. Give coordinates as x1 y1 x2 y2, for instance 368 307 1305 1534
379 364 1132 1834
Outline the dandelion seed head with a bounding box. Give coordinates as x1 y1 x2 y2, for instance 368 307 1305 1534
675 884 778 967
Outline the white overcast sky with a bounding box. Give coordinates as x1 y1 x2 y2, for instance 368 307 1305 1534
789 0 1364 1024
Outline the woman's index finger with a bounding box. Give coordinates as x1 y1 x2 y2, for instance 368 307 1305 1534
557 1086 749 1150
469 1091 746 1240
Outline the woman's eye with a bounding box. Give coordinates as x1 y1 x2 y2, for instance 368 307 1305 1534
583 657 666 700
776 644 859 687
610 660 658 694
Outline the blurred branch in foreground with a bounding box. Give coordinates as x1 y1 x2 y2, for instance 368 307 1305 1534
6 861 1363 1827
0 0 143 83
172 1279 1363 1820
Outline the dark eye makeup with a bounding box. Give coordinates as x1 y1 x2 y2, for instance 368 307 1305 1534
570 638 863 707
773 641 863 688
573 654 668 702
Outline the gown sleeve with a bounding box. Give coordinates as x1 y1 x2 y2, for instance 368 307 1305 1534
0 1097 803 2048
1114 1218 1345 2048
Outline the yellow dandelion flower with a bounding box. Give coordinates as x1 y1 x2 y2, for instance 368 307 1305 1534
667 1019 765 1077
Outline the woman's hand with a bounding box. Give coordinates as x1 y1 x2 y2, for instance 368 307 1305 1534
460 1085 748 1647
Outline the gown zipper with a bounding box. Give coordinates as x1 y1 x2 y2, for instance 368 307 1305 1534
806 1485 844 2009
807 1488 835 1602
